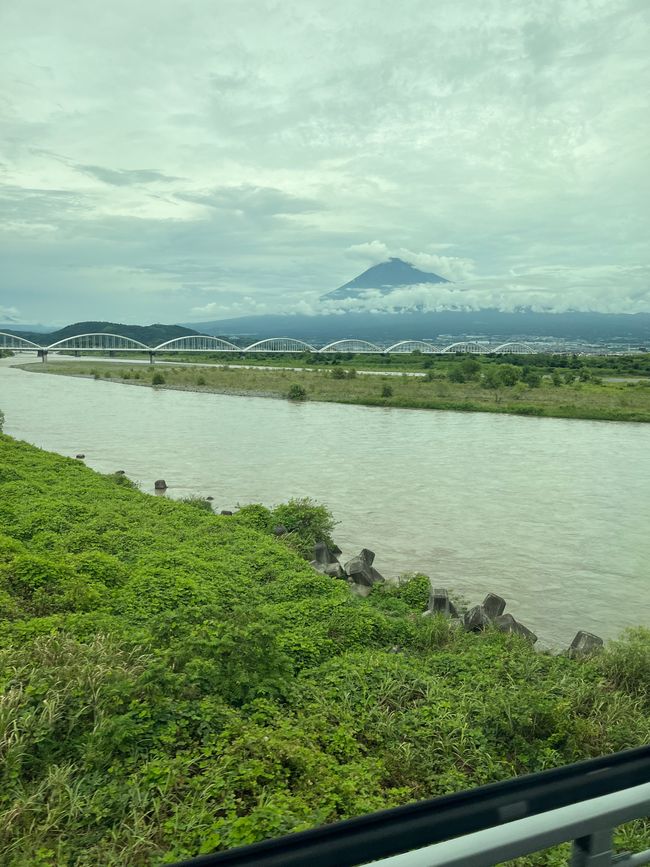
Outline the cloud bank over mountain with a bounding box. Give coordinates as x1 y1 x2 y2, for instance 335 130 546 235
1 0 649 324
317 257 650 316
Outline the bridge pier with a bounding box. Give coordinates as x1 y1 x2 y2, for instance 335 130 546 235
38 350 48 363
149 352 155 365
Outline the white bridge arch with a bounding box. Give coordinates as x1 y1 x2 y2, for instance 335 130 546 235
320 339 383 353
244 337 316 352
156 335 240 352
384 340 439 353
47 333 149 352
0 331 41 350
440 341 489 354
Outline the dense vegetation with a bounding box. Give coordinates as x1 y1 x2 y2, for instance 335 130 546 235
0 434 649 865
26 355 650 422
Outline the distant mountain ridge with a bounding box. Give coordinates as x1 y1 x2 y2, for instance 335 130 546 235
184 310 650 344
4 321 200 346
324 257 449 301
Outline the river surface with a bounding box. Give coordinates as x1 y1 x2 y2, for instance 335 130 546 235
1 360 648 646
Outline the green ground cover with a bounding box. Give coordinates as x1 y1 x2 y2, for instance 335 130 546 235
0 434 648 865
51 349 650 379
25 358 650 422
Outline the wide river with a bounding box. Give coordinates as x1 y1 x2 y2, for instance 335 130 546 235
1 360 648 646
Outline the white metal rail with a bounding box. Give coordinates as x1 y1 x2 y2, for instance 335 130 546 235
364 783 650 867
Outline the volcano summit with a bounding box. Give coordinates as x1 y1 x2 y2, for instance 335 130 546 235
323 257 450 302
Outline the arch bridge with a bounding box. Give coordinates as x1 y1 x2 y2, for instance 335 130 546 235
0 331 607 357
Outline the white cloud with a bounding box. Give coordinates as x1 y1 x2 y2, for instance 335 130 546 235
344 242 476 282
346 241 391 263
0 306 21 323
318 265 650 315
395 249 476 282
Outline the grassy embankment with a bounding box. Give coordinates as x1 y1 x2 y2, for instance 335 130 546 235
23 357 650 422
0 434 649 865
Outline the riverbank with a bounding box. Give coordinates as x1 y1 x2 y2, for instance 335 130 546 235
20 360 650 422
0 434 648 865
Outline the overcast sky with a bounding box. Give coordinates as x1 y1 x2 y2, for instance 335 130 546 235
1 0 649 326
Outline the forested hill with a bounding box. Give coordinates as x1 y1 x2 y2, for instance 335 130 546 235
5 321 200 346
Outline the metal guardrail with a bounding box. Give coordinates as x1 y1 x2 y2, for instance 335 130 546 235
168 745 650 867
364 783 650 866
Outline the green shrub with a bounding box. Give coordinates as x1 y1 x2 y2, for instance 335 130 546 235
461 358 481 380
179 495 213 513
371 573 430 612
108 472 138 489
523 370 541 388
599 628 650 706
287 384 307 401
448 367 465 383
197 375 206 386
271 498 337 557
231 503 273 532
381 385 393 398
152 372 166 386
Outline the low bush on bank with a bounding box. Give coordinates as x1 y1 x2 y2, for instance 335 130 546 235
0 434 648 865
287 383 308 400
